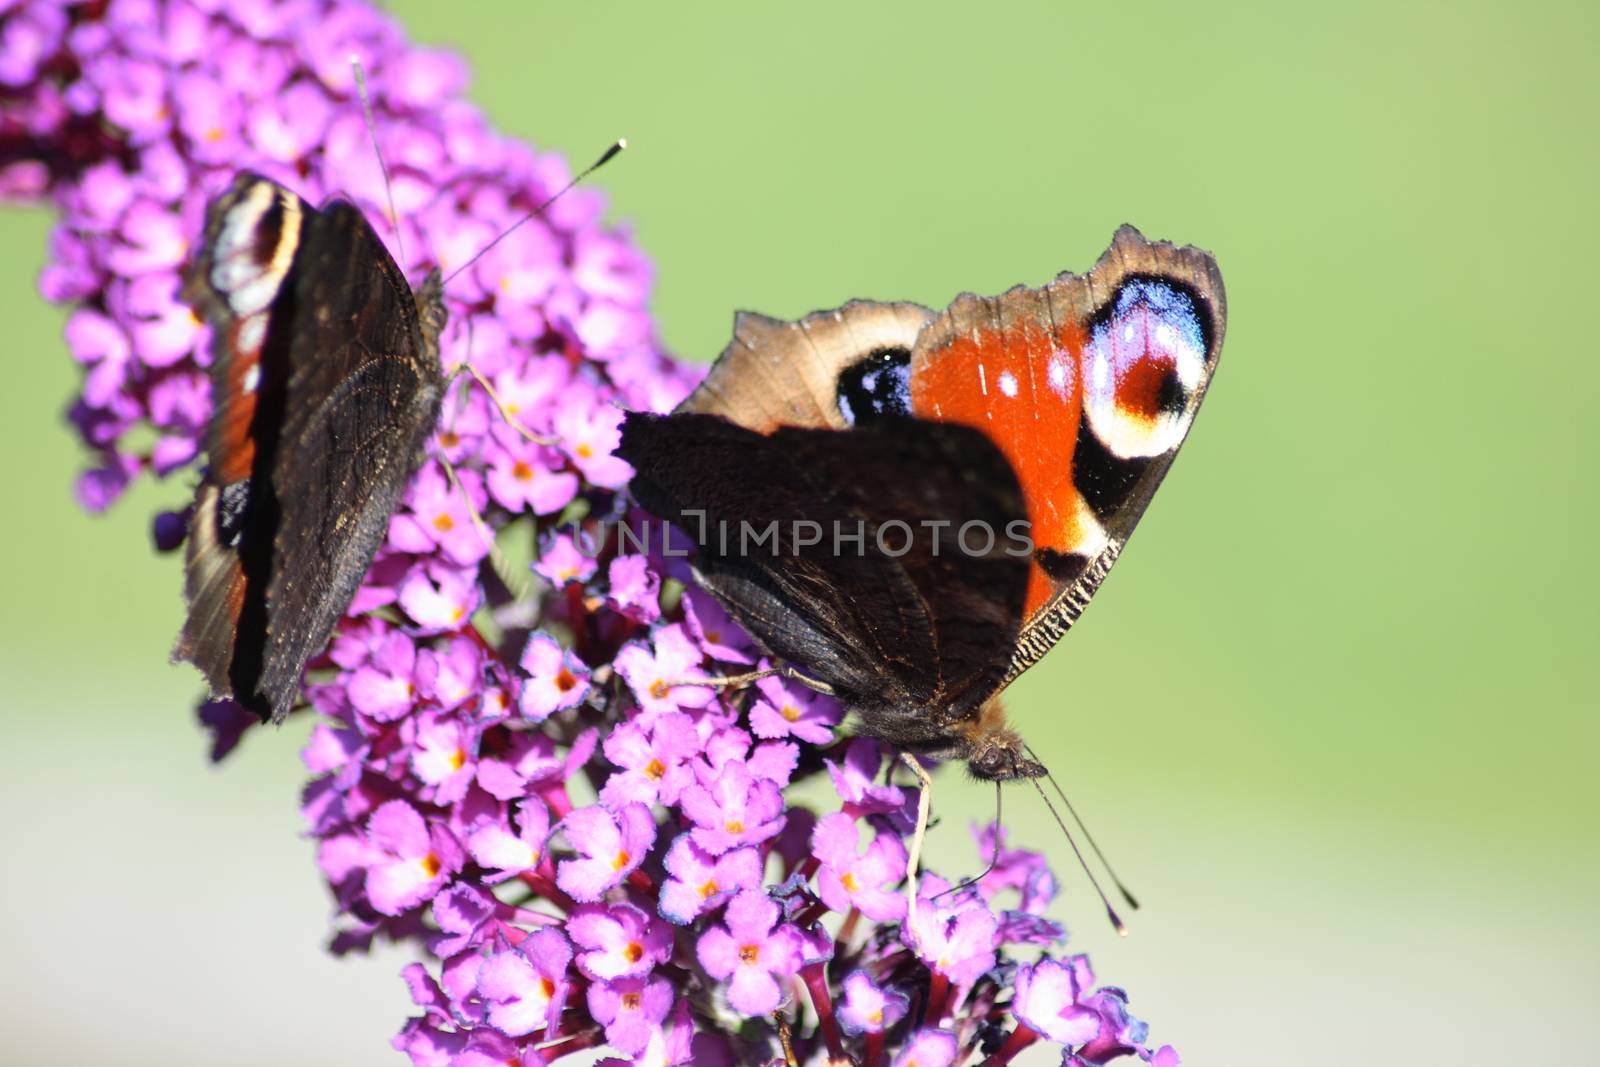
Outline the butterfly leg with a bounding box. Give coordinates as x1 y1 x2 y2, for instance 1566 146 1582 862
899 751 933 957
664 665 836 696
446 359 558 446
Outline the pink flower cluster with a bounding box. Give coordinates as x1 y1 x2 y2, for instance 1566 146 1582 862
0 2 1179 1064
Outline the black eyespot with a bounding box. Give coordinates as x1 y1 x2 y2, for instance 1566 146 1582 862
218 481 253 546
836 347 911 426
1157 365 1187 415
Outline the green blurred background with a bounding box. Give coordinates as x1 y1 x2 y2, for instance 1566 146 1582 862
2 1 1595 1063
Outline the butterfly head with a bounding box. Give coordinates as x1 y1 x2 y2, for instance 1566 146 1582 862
956 700 1046 781
966 729 1047 782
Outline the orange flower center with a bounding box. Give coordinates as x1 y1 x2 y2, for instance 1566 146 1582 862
621 992 641 1011
623 942 644 963
644 758 666 780
724 820 744 835
432 512 455 532
840 871 860 893
738 944 760 964
649 679 670 700
448 748 466 771
697 879 720 900
555 668 578 693
420 853 441 878
611 850 631 872
781 703 800 722
512 460 534 482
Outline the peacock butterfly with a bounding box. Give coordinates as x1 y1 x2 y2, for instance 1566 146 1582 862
172 142 622 725
173 173 447 724
618 225 1225 924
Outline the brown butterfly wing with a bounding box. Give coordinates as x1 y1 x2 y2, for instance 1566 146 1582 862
175 175 309 709
174 176 444 723
908 225 1226 684
256 201 444 721
681 301 933 431
643 226 1224 718
619 412 1029 733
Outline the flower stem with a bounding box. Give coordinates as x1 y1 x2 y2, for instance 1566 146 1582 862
925 973 951 1025
980 1023 1039 1067
800 963 846 1062
865 1031 887 1067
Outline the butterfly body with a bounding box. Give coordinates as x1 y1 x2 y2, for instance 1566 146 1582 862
174 173 446 723
619 226 1225 777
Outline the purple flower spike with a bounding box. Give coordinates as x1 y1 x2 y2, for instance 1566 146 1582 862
517 633 590 722
695 890 804 1015
657 835 762 925
615 624 715 718
532 532 598 586
364 800 463 916
813 810 910 922
453 1029 548 1067
837 970 910 1035
476 928 572 1039
600 713 701 807
908 888 999 987
682 587 755 665
466 799 550 883
587 973 674 1056
891 1029 959 1067
680 760 786 854
8 0 1177 1061
1013 956 1105 1046
749 672 841 744
569 902 672 981
555 802 655 902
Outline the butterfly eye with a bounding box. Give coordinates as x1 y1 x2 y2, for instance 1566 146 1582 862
836 346 912 426
1083 278 1209 459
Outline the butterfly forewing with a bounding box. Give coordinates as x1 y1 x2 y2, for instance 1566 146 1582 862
907 225 1225 683
258 201 444 719
619 412 1029 726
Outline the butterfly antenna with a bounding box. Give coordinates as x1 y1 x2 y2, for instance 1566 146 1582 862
932 781 1005 901
350 55 407 268
1027 776 1127 935
443 139 627 288
1025 743 1140 911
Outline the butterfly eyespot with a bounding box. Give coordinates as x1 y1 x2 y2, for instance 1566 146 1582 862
836 346 912 426
1083 277 1209 459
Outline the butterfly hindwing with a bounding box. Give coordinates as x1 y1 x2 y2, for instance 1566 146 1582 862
681 301 933 432
618 411 1029 726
